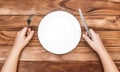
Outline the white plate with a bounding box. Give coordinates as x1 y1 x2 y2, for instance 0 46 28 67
38 11 81 54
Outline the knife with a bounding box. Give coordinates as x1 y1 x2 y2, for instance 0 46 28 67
78 9 92 39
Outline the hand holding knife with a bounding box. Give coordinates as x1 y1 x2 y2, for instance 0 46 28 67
78 9 92 39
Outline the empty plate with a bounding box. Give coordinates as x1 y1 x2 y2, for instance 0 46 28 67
38 11 81 54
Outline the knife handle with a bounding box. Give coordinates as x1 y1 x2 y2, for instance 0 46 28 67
86 30 92 39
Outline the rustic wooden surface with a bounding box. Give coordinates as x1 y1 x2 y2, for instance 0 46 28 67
0 0 120 72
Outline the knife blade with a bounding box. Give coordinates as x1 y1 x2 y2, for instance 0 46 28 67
78 9 92 39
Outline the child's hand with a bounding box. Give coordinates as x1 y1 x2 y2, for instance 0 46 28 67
83 29 105 53
13 27 34 51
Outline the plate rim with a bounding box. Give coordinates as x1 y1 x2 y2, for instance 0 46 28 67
38 10 82 54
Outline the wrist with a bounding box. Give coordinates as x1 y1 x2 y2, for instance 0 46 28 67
12 46 23 53
96 46 106 54
13 43 25 50
9 47 22 57
96 48 110 59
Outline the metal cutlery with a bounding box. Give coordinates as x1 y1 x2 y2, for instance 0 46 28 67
78 9 92 39
27 14 35 28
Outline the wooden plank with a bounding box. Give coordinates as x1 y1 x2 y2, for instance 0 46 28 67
0 15 120 31
0 61 104 72
0 61 120 72
0 0 119 71
0 30 120 61
0 31 120 47
0 0 120 15
0 46 120 61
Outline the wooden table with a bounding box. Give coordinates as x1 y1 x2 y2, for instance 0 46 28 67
0 0 120 72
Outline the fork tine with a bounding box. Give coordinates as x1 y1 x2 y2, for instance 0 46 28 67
28 14 35 21
27 14 35 28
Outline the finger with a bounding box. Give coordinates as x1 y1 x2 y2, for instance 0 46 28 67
21 27 28 36
83 34 92 45
25 30 34 42
89 29 96 36
89 29 97 40
85 30 92 40
28 28 31 32
27 28 31 35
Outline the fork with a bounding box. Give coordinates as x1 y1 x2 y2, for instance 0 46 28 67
27 14 35 28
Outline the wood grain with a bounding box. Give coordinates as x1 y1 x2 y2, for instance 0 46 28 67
0 0 120 15
0 16 120 61
0 61 120 72
0 31 120 62
0 61 104 72
0 0 120 72
0 46 120 61
0 15 120 31
0 31 120 46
